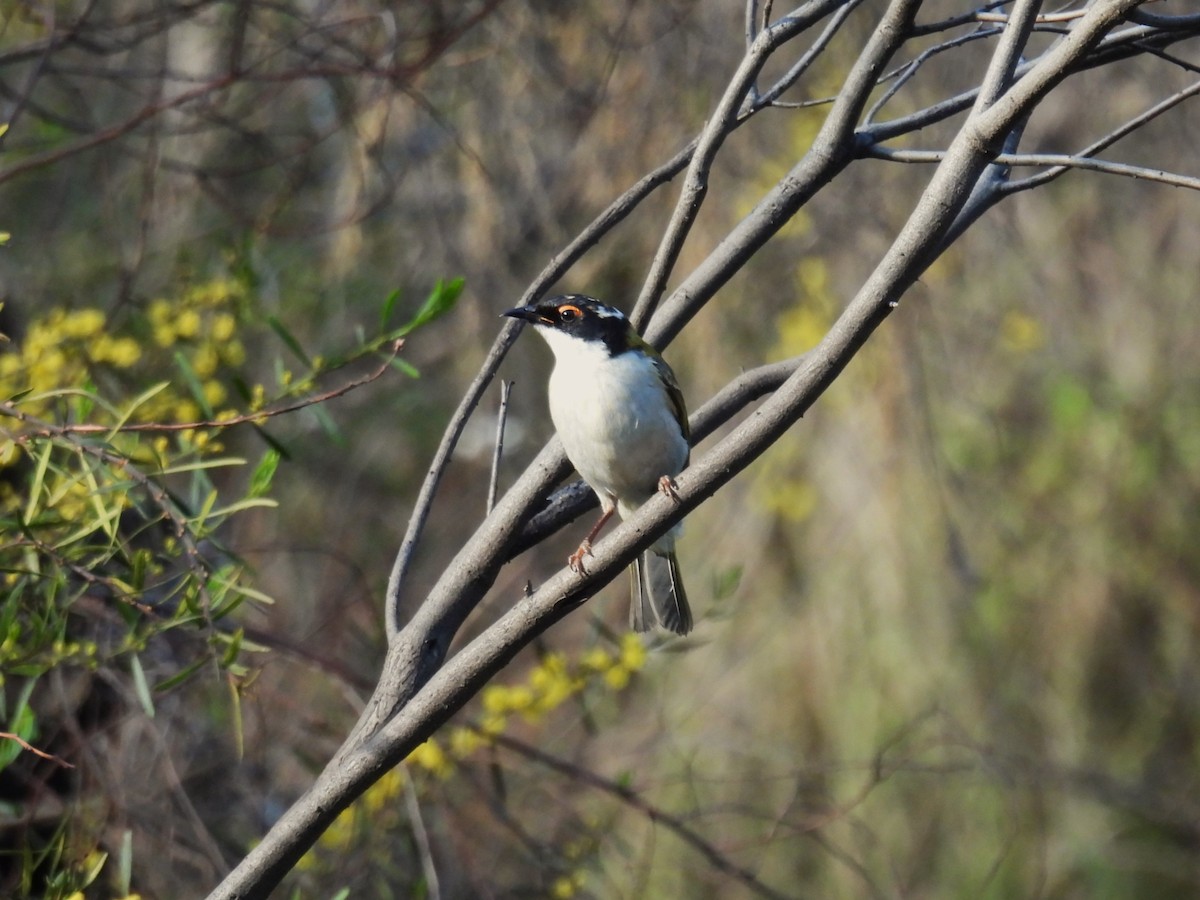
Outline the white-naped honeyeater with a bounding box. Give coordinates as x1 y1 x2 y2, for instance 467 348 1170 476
504 294 692 635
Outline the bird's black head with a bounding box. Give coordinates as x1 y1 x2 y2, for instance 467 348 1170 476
503 294 634 355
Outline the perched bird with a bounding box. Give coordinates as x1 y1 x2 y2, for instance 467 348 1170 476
504 295 693 634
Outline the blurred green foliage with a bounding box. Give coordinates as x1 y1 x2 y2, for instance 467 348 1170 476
0 271 461 895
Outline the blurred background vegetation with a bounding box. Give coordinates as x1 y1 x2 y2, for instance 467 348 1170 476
0 1 1198 898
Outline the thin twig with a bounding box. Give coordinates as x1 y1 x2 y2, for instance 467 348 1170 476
861 18 1199 149
0 339 405 437
1002 77 1200 192
0 732 74 768
867 147 1200 192
976 9 1087 24
489 732 795 900
644 0 924 350
756 0 867 109
403 774 442 900
864 28 1001 127
486 380 513 517
632 2 843 330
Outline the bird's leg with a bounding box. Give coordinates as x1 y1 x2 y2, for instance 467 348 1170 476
657 474 681 502
568 506 614 575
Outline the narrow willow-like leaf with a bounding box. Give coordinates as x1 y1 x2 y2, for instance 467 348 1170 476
129 653 156 718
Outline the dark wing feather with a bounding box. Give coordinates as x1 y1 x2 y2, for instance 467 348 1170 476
629 332 689 446
652 355 689 446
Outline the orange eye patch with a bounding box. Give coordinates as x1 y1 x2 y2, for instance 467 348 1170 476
557 304 582 320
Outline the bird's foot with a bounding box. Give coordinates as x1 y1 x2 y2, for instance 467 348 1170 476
568 540 593 575
657 475 681 502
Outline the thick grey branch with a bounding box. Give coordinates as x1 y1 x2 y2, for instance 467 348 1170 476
646 0 924 348
208 2 1179 897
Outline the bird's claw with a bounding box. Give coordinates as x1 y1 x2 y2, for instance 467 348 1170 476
568 540 593 575
658 475 681 502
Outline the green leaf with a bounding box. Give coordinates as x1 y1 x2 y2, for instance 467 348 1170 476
395 277 464 337
309 402 345 446
267 316 313 367
248 449 280 498
389 356 421 379
196 488 219 522
116 829 133 895
23 438 58 525
157 457 247 476
76 848 108 889
106 381 170 436
173 351 213 419
200 497 277 521
155 656 208 692
379 288 402 331
220 627 244 667
228 674 244 759
129 653 156 718
130 548 151 592
71 389 95 422
223 580 275 608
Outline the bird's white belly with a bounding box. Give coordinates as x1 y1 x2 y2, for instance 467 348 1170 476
547 347 687 508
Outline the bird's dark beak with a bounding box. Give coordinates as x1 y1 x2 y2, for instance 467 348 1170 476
502 305 541 324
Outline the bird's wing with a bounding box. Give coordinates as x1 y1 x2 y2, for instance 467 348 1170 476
651 354 689 446
630 331 690 448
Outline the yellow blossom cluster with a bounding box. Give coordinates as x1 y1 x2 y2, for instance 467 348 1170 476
552 870 587 898
139 278 247 423
405 633 647 781
0 280 253 470
0 306 141 402
300 634 650 873
473 633 648 738
0 620 100 678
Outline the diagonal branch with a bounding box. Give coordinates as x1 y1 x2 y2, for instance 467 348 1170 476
646 0 924 349
207 2 1175 897
868 147 1200 192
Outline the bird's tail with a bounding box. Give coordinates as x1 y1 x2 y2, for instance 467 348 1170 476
631 549 692 635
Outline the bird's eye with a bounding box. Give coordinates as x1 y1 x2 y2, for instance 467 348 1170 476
558 304 581 321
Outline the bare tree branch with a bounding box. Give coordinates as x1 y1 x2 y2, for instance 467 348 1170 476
205 1 1199 895
632 0 848 329
870 146 1200 191
647 0 924 349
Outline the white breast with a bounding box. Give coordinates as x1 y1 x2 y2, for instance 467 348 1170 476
537 328 688 512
